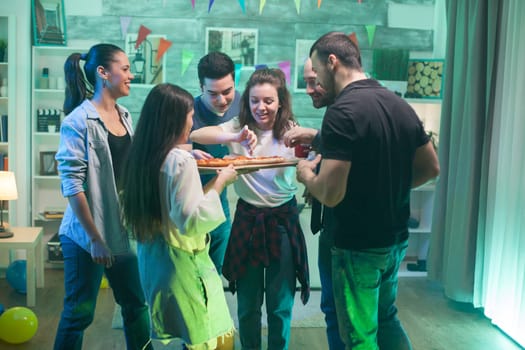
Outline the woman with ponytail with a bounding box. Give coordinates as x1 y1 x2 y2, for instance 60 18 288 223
54 43 152 350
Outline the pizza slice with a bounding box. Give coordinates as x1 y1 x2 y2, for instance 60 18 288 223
196 155 286 167
196 158 230 167
240 156 286 165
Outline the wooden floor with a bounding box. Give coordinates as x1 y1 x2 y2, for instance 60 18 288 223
0 268 523 350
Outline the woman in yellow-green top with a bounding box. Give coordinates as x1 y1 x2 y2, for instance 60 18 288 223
120 83 238 350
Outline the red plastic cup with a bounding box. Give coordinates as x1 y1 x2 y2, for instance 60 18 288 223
294 144 311 158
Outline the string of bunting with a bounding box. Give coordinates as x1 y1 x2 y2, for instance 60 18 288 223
119 4 374 77
120 24 371 77
183 0 365 13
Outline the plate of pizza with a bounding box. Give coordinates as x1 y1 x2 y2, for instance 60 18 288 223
196 155 299 173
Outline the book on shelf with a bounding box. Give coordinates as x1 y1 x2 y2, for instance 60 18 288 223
41 209 65 220
0 114 7 142
0 153 6 170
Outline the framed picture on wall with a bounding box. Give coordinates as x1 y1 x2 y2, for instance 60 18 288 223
205 27 258 67
40 151 58 175
294 39 315 92
404 59 444 99
125 34 167 86
31 0 67 45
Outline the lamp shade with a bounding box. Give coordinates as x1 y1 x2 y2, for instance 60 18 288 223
0 171 18 201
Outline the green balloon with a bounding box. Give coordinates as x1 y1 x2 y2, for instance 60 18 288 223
0 306 38 344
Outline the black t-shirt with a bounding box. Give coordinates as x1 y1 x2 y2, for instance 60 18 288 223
321 79 429 249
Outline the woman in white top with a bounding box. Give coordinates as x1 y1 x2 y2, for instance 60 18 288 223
190 68 310 350
120 83 238 350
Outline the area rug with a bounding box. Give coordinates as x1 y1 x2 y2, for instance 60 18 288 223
112 290 324 329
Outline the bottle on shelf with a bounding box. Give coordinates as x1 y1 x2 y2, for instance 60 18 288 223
57 76 65 90
49 75 57 90
40 67 49 89
0 77 6 97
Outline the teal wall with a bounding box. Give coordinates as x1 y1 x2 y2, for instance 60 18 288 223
65 0 435 128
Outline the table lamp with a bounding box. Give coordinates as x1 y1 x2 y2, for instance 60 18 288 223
0 171 18 238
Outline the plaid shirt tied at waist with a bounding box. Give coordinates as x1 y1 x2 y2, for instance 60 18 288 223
223 197 310 304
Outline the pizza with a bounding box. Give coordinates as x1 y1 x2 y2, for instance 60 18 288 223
196 155 286 167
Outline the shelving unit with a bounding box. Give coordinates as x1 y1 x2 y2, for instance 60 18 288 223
31 46 87 263
409 182 436 232
402 100 441 276
0 16 16 233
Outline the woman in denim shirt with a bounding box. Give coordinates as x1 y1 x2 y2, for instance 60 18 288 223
53 43 152 350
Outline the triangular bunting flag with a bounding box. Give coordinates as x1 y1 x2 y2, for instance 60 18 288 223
238 0 246 13
295 0 301 14
365 25 376 47
349 32 359 48
181 49 194 76
255 64 268 70
191 0 195 8
318 0 322 8
156 38 172 63
120 17 131 40
208 0 215 12
234 63 242 87
259 0 266 14
278 61 291 86
135 25 152 49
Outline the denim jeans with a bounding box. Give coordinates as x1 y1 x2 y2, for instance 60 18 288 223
54 235 152 350
332 241 412 350
236 226 296 350
319 228 345 350
209 196 231 275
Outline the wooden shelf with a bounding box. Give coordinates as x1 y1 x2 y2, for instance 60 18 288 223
0 15 16 226
34 88 65 94
32 46 85 226
33 175 61 180
409 226 432 234
34 132 60 137
405 98 442 104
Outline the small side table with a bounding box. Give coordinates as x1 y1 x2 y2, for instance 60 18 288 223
0 227 45 306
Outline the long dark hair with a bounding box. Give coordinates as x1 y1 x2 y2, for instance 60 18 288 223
63 43 124 115
239 68 295 139
121 83 194 241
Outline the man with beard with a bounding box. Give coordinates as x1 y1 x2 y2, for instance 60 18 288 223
284 58 343 349
297 32 439 349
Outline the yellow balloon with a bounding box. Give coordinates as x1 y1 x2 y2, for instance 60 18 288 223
0 306 38 344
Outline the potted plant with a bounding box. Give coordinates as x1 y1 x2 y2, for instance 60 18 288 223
0 40 6 62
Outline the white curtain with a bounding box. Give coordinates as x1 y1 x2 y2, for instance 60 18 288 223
473 0 525 346
429 0 524 346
